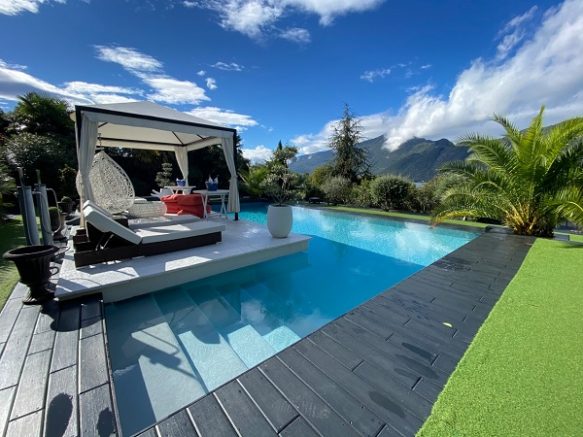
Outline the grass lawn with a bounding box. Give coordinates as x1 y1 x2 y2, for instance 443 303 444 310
325 206 490 229
0 218 26 310
418 238 583 436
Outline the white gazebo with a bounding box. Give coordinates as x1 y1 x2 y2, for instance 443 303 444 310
71 101 240 219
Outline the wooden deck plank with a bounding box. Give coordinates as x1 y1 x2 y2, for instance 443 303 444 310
188 394 237 437
215 380 276 437
0 299 22 344
279 416 319 437
44 365 78 437
260 357 360 437
49 305 80 373
79 384 116 436
0 387 15 437
0 307 39 390
157 409 196 437
296 339 421 436
10 349 51 420
79 334 108 393
6 410 42 436
238 368 298 433
278 348 385 436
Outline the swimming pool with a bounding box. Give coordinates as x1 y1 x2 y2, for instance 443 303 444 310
105 205 478 435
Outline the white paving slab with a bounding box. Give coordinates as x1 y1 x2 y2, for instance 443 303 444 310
56 218 310 303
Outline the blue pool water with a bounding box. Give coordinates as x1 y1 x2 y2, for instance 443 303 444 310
106 205 478 435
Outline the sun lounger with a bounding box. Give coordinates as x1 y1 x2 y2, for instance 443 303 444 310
82 200 200 229
74 204 225 267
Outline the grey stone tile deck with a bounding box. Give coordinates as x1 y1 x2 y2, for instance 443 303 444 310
0 230 534 437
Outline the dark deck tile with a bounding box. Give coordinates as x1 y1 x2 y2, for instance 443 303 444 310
6 410 42 436
10 349 51 420
44 365 78 437
28 330 56 356
49 305 80 373
0 299 22 344
157 409 196 437
215 380 276 436
79 334 108 393
279 416 318 437
0 307 39 390
260 357 359 437
307 330 363 370
278 348 385 436
79 384 116 436
295 339 422 436
80 316 103 340
0 387 16 436
188 394 237 437
238 368 298 432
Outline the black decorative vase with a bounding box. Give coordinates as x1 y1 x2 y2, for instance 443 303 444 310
3 245 59 304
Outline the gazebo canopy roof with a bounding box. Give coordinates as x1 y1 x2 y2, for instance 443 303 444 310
71 101 236 152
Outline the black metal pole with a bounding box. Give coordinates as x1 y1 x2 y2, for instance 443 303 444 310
233 132 239 221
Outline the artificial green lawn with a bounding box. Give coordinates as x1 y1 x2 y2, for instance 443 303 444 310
0 218 26 310
326 206 489 229
418 238 583 436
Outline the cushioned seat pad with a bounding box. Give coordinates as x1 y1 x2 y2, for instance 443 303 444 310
136 221 226 244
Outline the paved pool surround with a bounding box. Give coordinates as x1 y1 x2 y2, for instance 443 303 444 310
0 229 535 436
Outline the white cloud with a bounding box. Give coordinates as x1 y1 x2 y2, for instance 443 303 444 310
360 68 391 83
95 45 163 73
241 145 273 163
0 59 92 105
205 77 217 90
95 46 209 105
62 81 142 104
280 27 311 44
186 106 258 130
195 0 383 38
496 6 538 59
0 0 52 15
142 76 209 104
0 59 27 70
421 64 432 70
212 61 244 71
197 70 206 76
292 0 583 154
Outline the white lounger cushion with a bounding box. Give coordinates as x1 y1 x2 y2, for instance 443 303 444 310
84 205 143 244
83 204 225 245
128 214 200 230
135 221 226 244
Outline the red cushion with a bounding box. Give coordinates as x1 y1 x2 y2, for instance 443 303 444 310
177 194 204 206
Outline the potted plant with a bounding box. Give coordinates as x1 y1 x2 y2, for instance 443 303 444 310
3 245 59 304
262 163 294 238
58 196 74 216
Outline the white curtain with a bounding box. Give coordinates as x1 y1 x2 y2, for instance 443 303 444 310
174 146 189 183
221 137 241 213
77 115 98 201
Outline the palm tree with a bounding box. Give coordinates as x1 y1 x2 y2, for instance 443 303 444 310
433 107 583 237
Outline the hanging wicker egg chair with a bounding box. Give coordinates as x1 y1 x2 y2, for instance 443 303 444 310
77 151 135 214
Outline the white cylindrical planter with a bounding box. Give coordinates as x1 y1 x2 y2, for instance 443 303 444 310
267 205 293 238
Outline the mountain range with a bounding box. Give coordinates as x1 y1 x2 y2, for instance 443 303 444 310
289 135 470 182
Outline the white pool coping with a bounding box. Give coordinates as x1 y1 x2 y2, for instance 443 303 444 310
56 218 310 303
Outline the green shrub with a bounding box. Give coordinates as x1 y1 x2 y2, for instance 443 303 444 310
322 176 353 205
370 175 416 211
351 179 374 207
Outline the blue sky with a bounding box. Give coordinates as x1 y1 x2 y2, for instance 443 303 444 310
1 0 582 162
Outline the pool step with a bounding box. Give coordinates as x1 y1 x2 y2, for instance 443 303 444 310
239 285 302 352
187 287 277 368
105 295 206 436
154 289 248 393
